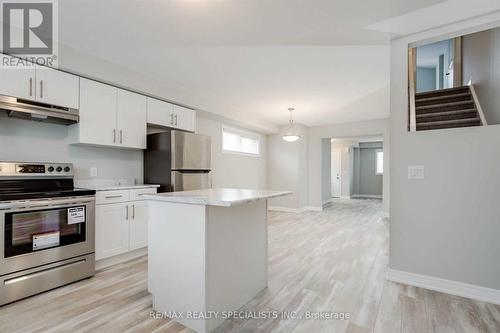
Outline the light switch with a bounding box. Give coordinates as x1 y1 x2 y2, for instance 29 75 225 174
90 167 98 177
408 165 424 179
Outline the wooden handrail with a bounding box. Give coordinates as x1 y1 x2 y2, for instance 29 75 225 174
468 84 488 126
408 48 417 132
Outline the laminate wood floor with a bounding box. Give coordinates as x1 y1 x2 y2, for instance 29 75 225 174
1 199 499 333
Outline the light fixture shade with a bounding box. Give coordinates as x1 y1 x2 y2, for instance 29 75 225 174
282 107 301 142
282 134 301 142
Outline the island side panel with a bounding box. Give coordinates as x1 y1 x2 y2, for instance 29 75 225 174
205 199 268 332
148 201 208 333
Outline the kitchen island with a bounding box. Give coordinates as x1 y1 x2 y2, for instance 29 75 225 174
144 188 291 333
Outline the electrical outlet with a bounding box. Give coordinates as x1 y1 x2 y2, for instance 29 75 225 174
90 167 98 178
408 165 424 179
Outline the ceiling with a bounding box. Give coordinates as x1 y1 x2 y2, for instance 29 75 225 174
48 0 500 132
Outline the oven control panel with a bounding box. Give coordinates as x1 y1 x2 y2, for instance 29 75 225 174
0 162 73 177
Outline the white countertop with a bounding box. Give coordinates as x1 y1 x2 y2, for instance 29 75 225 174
143 188 292 207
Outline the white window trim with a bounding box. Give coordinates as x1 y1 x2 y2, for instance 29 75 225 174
221 125 261 157
376 149 383 175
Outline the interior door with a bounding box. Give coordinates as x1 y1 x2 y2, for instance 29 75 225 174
116 90 147 149
331 149 342 198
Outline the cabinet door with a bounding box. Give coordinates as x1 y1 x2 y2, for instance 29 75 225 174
173 104 196 132
129 201 148 250
95 203 130 260
147 98 173 127
35 65 79 108
0 54 36 101
78 78 117 146
117 89 147 149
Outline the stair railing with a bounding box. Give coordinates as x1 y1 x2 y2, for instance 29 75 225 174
468 83 488 126
408 48 417 132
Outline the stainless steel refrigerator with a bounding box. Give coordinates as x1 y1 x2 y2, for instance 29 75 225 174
144 130 211 192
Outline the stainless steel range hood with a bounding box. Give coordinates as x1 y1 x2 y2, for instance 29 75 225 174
0 95 79 125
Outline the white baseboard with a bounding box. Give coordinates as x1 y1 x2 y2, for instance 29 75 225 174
268 206 305 213
268 206 323 213
96 247 147 271
352 194 383 199
387 269 500 305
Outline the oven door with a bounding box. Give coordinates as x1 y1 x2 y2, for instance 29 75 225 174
0 196 95 276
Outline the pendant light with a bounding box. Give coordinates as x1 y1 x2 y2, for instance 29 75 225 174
282 107 301 142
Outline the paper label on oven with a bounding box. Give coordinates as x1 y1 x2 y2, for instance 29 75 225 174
33 231 60 250
68 207 85 224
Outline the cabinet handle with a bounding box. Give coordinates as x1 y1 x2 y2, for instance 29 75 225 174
104 195 122 199
132 204 135 219
40 80 43 98
29 78 33 96
113 129 116 143
126 205 129 220
120 130 123 144
175 114 178 126
170 113 174 125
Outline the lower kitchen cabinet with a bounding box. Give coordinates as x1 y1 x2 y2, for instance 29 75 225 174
95 202 129 260
128 201 148 250
95 187 157 261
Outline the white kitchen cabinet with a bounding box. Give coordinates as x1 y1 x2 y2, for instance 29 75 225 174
147 97 172 127
0 54 36 101
129 201 148 250
117 90 147 149
70 79 147 149
95 187 157 261
173 104 196 132
35 65 79 109
95 202 130 260
147 97 196 132
71 78 117 146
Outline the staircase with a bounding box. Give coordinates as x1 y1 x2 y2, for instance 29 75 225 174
414 86 485 131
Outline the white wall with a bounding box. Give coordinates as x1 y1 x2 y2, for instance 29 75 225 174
390 14 500 290
307 119 390 212
0 114 143 181
321 138 331 204
196 116 267 189
267 124 308 209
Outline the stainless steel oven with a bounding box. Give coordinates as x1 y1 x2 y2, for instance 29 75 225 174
0 162 96 306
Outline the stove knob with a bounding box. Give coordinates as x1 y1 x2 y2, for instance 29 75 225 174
56 166 63 172
47 166 54 172
64 166 70 172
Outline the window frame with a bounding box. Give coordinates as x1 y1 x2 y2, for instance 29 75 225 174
376 149 384 175
221 126 261 157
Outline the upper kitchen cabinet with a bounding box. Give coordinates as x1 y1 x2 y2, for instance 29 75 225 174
0 54 36 101
147 97 172 127
69 78 147 149
35 66 79 109
172 104 196 132
116 90 147 149
0 55 79 109
147 97 196 132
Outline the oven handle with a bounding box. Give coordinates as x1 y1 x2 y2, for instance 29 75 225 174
0 196 95 211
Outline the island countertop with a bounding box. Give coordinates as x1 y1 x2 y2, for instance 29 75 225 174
143 188 291 207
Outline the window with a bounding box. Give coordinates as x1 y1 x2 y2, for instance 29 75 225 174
376 150 383 175
222 126 260 156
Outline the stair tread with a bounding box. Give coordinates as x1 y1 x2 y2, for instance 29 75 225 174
415 86 470 97
416 109 477 118
415 92 471 103
417 117 480 126
416 100 475 110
